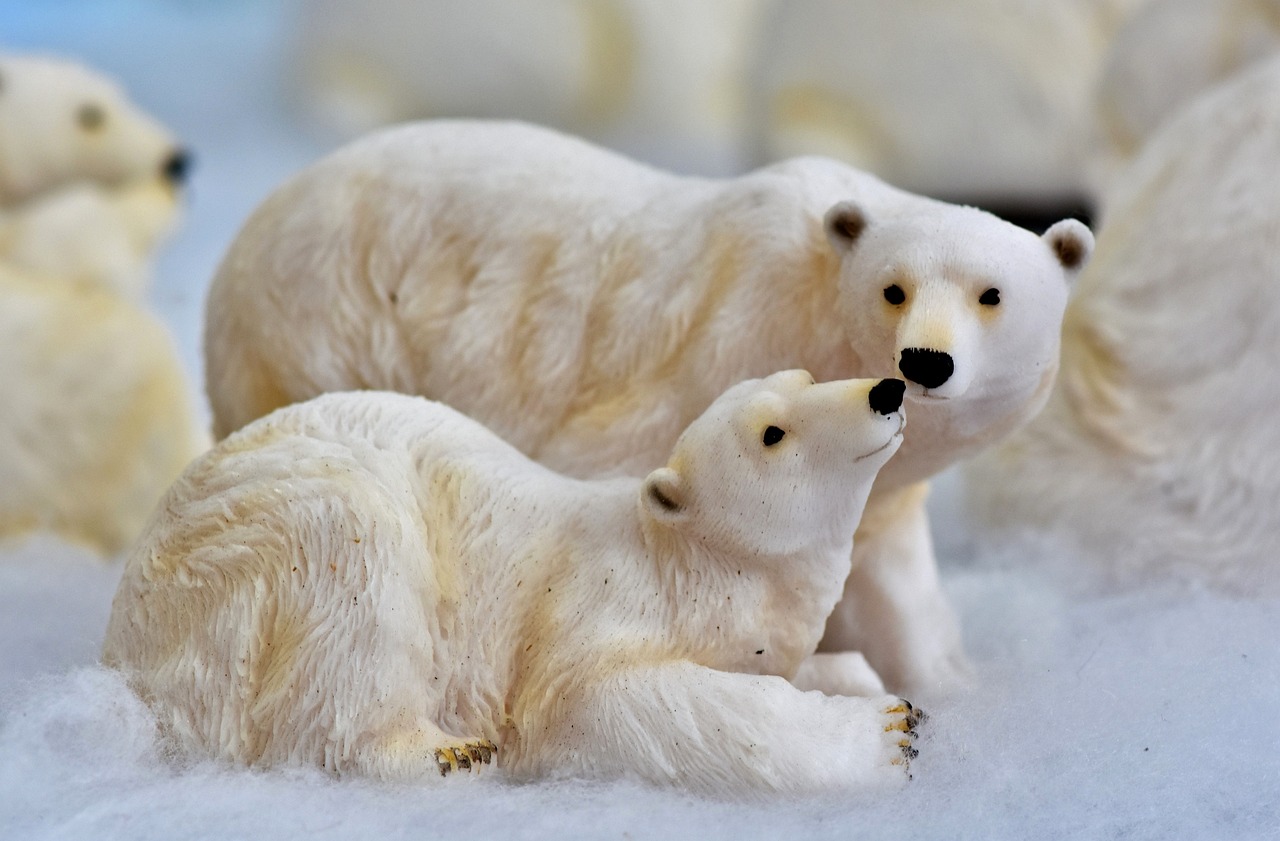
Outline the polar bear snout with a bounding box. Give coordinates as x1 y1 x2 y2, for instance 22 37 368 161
868 378 905 416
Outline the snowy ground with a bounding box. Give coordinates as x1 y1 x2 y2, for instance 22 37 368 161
2 3 1279 839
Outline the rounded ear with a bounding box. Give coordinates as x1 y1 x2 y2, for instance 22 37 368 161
641 467 687 523
824 201 869 252
1042 219 1094 275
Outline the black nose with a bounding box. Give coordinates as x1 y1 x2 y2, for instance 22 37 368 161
868 378 905 415
898 348 953 389
163 148 192 184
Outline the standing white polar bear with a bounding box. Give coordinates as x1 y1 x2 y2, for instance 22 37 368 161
104 373 920 796
0 54 189 207
205 120 1093 695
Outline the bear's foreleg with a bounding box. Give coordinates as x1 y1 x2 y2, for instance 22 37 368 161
817 482 973 697
790 651 886 696
513 660 918 796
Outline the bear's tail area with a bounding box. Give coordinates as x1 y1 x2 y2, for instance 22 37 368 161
103 416 451 776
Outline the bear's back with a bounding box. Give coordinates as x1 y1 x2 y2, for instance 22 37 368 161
205 123 888 448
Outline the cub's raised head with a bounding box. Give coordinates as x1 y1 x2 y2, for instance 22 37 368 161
825 200 1093 403
641 370 905 556
0 54 190 206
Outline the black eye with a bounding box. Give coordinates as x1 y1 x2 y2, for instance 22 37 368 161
980 288 1001 306
78 103 106 132
762 426 786 447
883 284 905 305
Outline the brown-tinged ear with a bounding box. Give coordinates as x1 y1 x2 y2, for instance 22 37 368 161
1043 219 1094 276
641 467 687 523
824 201 869 252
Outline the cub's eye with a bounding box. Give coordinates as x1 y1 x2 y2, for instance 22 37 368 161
762 426 786 447
883 284 906 305
979 287 1001 306
77 103 106 132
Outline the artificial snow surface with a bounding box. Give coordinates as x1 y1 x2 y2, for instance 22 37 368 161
1 3 1278 839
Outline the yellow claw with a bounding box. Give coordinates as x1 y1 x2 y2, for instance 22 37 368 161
435 747 459 776
435 741 498 776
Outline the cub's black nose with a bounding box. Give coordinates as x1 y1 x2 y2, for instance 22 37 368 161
163 148 192 184
868 378 905 415
898 348 953 390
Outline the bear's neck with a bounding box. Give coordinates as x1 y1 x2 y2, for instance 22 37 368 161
878 362 1059 491
626 512 856 679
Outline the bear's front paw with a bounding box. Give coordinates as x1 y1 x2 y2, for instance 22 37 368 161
883 699 925 772
434 739 497 776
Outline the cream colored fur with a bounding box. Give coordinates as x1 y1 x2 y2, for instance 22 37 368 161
205 120 1093 696
968 57 1280 593
103 373 920 796
0 262 206 555
0 54 183 207
0 177 181 299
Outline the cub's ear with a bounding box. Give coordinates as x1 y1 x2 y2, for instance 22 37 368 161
824 201 870 252
1043 219 1094 275
641 467 687 523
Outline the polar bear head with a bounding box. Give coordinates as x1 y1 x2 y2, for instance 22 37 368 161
824 201 1093 403
0 54 190 206
641 370 905 557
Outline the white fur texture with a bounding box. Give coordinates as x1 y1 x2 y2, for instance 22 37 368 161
0 177 181 299
1093 0 1280 191
0 262 206 555
753 0 1144 206
204 120 1091 697
967 56 1280 594
103 373 917 796
290 0 772 175
0 54 183 207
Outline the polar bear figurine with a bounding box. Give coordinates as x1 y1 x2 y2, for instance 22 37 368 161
0 175 181 299
1092 0 1280 193
290 0 772 175
103 372 920 796
204 120 1094 696
967 56 1280 595
0 53 190 207
0 262 206 555
751 0 1145 209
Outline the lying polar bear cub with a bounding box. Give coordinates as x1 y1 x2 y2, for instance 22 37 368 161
103 372 918 796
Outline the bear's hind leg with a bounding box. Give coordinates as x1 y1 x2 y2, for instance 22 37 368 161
351 721 498 780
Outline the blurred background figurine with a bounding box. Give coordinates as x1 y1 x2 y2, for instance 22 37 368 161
289 0 773 176
1091 0 1280 196
968 55 1280 595
0 52 204 556
752 0 1145 216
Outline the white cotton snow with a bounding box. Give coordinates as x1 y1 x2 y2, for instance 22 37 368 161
2 504 1278 840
